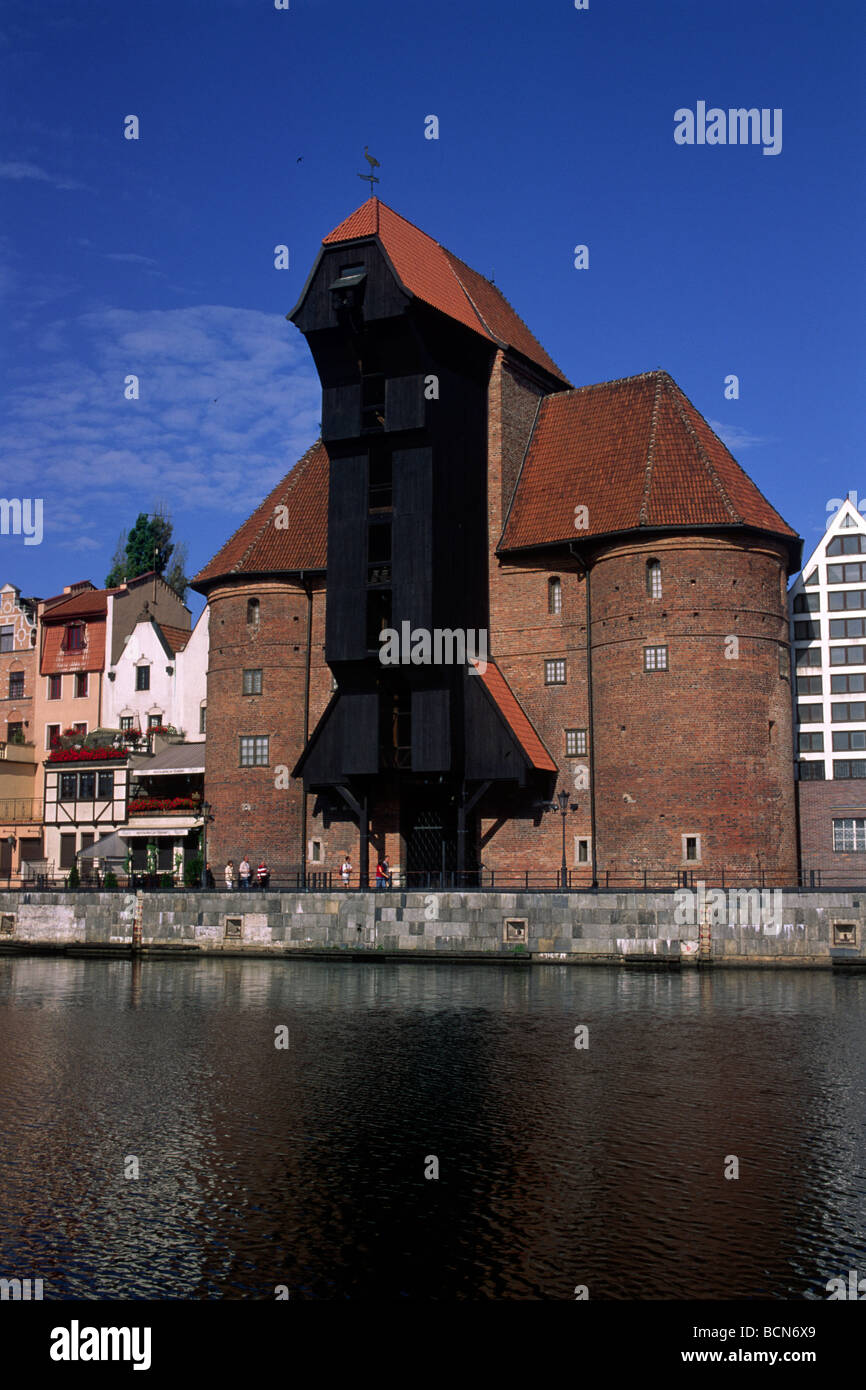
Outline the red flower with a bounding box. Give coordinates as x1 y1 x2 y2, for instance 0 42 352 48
49 747 127 762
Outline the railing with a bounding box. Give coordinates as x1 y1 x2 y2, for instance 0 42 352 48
0 866 862 893
0 799 43 822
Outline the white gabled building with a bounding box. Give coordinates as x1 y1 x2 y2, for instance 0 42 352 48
104 603 208 741
789 498 866 884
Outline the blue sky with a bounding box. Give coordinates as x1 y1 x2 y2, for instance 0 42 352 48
1 0 863 619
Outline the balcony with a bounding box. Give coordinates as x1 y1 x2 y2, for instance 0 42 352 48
0 798 43 822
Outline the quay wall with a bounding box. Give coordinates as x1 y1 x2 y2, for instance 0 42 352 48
0 889 865 966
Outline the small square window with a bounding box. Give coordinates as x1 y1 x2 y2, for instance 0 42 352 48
308 839 322 862
833 818 866 851
574 837 591 866
565 728 587 757
240 735 269 767
644 646 668 672
545 659 566 685
682 834 701 862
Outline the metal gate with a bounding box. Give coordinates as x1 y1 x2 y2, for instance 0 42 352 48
406 807 456 878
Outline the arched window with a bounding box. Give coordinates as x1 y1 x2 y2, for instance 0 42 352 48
246 597 260 627
646 559 662 599
548 577 562 615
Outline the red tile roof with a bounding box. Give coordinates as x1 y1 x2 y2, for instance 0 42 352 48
158 624 191 654
499 370 798 552
41 589 116 620
322 199 569 384
192 440 328 588
471 659 557 773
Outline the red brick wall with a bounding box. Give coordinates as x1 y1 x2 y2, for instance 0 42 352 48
589 535 797 877
797 780 866 883
205 577 330 877
480 533 797 879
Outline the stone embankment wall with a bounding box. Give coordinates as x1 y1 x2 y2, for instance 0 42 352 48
0 889 864 966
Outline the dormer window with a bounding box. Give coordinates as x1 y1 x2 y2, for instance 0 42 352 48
64 622 86 651
329 264 367 317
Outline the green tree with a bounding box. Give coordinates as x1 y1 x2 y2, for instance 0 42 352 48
104 504 189 601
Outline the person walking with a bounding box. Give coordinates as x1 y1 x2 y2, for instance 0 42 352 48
376 855 390 890
239 855 251 891
224 860 234 891
257 859 269 891
341 854 352 889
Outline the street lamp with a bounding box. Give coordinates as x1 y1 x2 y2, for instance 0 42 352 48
199 800 213 889
556 788 571 889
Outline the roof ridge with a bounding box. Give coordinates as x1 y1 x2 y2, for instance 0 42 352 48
445 248 569 381
639 373 664 526
563 368 664 397
443 249 501 344
663 378 742 524
196 439 323 580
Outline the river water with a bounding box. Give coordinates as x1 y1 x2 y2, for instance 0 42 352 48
0 957 863 1300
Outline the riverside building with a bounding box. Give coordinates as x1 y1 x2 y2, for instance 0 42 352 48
790 498 866 884
193 198 802 887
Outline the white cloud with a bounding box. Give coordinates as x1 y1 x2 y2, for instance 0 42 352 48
0 160 88 191
0 303 321 558
709 419 770 452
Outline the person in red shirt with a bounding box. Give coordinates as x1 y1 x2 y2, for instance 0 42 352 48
256 859 269 891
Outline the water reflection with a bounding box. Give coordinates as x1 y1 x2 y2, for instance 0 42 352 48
0 957 863 1299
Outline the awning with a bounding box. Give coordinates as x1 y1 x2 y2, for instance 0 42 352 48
78 832 128 860
118 823 197 838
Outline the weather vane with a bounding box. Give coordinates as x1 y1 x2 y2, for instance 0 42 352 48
358 146 380 194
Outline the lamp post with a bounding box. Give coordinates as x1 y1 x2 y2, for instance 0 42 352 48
556 788 570 889
199 800 213 889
